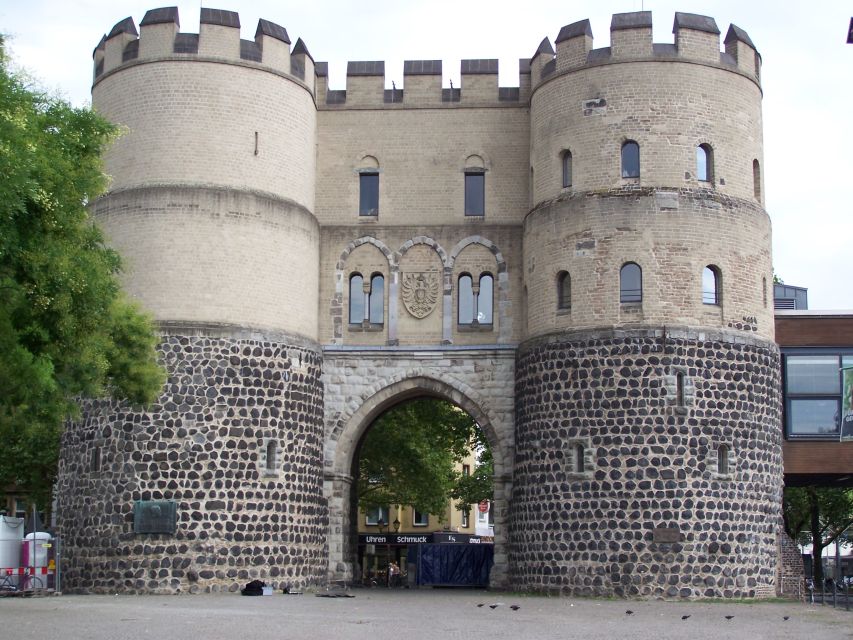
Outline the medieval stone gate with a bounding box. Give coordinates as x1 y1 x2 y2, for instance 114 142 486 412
321 349 516 587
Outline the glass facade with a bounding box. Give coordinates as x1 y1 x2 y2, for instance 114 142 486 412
783 351 853 439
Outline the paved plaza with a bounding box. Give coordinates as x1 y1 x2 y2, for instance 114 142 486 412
1 590 851 639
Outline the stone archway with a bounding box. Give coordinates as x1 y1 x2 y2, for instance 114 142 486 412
322 369 514 588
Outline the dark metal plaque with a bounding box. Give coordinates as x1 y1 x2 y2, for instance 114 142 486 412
653 527 683 543
133 500 177 535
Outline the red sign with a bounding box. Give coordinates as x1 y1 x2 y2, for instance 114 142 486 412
478 500 489 513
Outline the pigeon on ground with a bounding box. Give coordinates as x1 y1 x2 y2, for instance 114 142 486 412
489 604 501 609
626 610 634 615
783 616 790 621
725 615 734 620
510 605 520 611
681 615 691 620
477 604 485 608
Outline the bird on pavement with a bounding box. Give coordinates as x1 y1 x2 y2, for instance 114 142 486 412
725 615 734 620
783 616 790 621
681 615 691 620
626 610 634 615
476 604 484 608
489 604 500 609
510 605 520 611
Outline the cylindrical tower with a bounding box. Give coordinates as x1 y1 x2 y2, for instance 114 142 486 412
55 8 326 593
511 12 782 597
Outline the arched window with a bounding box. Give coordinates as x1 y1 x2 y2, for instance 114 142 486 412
266 440 277 472
349 273 364 324
557 271 571 310
574 443 585 473
369 273 384 324
358 156 380 216
697 144 713 183
717 445 729 475
620 262 642 303
621 141 640 178
562 150 573 188
753 159 761 201
478 274 493 324
458 274 474 324
702 265 721 305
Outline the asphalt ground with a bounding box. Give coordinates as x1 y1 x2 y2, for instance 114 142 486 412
1 589 851 640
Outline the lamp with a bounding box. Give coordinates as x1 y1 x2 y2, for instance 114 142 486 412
393 518 400 533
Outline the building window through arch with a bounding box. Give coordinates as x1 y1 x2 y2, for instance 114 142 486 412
458 272 493 326
697 144 713 183
621 141 640 178
562 150 573 188
702 266 721 305
753 159 761 201
557 271 571 310
349 272 385 325
620 262 642 303
717 445 729 475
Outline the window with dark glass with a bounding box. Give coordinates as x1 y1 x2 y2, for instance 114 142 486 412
465 171 485 216
697 144 713 183
574 443 585 473
359 172 379 216
461 508 470 528
676 372 685 407
413 508 429 527
621 141 640 178
266 440 277 472
703 266 721 305
717 445 729 475
783 353 853 438
620 262 642 303
562 150 573 188
557 271 571 310
369 274 384 324
753 159 761 201
349 273 364 324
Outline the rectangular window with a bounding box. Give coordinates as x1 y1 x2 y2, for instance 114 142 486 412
365 505 389 526
461 508 470 528
783 352 853 439
462 464 470 476
412 509 429 527
359 172 379 216
464 172 484 216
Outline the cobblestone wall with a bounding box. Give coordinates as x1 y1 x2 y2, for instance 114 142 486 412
510 328 782 598
56 332 328 594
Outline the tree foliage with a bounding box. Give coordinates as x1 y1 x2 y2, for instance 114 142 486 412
0 43 165 509
783 486 853 584
357 399 492 519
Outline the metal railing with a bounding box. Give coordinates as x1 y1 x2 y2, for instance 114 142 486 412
806 579 852 611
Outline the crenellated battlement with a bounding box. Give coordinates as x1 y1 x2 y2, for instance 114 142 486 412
93 6 313 91
94 8 760 109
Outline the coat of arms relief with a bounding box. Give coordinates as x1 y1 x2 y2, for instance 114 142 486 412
401 271 440 318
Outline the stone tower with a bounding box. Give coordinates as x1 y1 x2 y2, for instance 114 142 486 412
54 8 782 598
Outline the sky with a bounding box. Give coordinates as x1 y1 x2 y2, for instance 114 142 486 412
2 0 851 310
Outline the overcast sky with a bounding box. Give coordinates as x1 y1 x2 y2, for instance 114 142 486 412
3 1 851 310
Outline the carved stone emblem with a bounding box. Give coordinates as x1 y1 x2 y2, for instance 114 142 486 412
401 271 439 319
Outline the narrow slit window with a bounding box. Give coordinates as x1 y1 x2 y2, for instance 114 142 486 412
562 150 573 188
557 271 571 310
717 445 729 475
697 144 713 182
465 172 485 216
753 159 761 201
676 372 685 407
266 440 277 472
574 443 585 473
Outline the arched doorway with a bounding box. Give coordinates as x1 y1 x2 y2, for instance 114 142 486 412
324 375 512 588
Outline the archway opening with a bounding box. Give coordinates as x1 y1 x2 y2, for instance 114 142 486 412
351 397 495 589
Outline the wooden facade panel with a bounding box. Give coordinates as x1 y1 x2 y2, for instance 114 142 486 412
775 316 853 347
783 441 853 475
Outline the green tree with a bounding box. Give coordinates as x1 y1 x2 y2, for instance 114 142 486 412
357 399 492 519
0 43 165 511
783 486 853 585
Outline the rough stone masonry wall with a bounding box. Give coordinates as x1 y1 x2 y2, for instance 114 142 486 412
510 329 783 598
56 333 328 594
